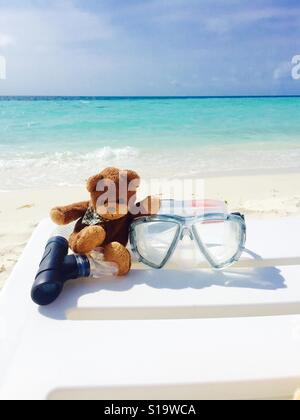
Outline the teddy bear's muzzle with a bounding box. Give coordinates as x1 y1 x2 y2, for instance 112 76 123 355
96 203 129 220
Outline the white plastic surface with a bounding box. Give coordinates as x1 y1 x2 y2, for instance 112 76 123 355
0 218 300 400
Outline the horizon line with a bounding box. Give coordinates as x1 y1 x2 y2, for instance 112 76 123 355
1 95 300 99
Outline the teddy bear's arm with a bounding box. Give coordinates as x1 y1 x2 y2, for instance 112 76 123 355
50 201 90 225
136 196 161 216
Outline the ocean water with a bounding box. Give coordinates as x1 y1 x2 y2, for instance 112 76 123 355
0 96 300 190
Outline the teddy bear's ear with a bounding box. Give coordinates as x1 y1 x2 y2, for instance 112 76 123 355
86 173 104 193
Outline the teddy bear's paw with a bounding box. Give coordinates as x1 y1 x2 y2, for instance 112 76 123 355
104 242 131 276
50 208 66 225
70 226 106 254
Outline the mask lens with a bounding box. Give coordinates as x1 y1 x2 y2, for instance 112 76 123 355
193 218 243 267
134 221 179 268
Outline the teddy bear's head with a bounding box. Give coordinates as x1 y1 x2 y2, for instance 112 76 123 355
87 167 140 221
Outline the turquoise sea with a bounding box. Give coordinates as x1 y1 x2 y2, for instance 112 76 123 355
0 96 300 190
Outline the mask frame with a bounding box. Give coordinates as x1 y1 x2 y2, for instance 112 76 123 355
130 212 246 270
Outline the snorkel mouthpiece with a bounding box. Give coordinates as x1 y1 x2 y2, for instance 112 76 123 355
31 236 91 306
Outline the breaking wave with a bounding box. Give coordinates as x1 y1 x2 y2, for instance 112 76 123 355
1 143 300 190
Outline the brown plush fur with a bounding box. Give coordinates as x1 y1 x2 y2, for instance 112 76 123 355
50 167 160 276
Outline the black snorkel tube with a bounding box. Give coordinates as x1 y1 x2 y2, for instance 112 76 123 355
31 236 91 306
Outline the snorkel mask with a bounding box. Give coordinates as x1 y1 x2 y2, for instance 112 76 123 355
130 200 246 270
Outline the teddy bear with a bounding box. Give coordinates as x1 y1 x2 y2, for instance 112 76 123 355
50 167 160 276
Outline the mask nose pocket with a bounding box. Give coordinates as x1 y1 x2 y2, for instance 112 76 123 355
180 227 194 241
171 227 207 269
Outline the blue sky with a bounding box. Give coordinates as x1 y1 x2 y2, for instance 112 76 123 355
0 0 299 96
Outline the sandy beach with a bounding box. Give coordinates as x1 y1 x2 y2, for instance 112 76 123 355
0 172 299 288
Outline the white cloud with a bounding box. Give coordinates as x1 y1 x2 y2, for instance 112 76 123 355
0 3 114 53
0 2 119 94
155 5 300 34
0 33 15 48
204 8 300 34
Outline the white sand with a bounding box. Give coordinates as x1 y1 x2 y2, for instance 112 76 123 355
0 172 300 288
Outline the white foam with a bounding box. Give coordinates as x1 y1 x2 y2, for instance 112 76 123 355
85 146 139 160
1 143 300 190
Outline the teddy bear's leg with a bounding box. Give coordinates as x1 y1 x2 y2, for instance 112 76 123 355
104 242 131 276
69 225 106 254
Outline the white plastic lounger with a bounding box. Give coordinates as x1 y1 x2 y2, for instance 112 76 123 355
1 217 300 400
